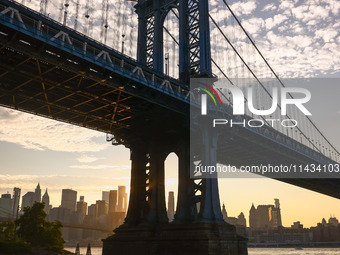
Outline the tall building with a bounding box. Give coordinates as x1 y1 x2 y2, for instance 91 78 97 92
249 199 282 229
96 200 108 217
221 204 246 227
61 189 77 212
76 196 87 217
33 183 41 203
102 191 109 203
88 204 98 218
237 212 246 227
124 193 128 212
167 191 175 222
117 186 126 212
21 192 34 211
109 190 117 213
221 203 228 220
328 216 339 226
0 193 13 218
42 188 51 214
11 187 21 219
272 198 282 228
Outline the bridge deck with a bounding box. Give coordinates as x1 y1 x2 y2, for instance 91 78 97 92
0 0 339 199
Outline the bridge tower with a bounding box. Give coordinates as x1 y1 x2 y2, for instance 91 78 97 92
135 0 212 82
103 0 247 254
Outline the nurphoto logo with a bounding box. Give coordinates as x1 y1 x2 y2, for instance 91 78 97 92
198 81 311 129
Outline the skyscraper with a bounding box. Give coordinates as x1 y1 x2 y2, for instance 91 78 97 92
11 187 20 219
109 190 117 213
0 193 12 218
34 183 41 203
167 191 175 222
221 203 228 220
42 188 51 214
88 204 98 218
96 200 108 217
117 186 126 212
102 191 109 203
249 199 282 229
76 196 87 217
249 203 257 228
21 192 34 211
237 212 246 227
61 189 77 212
272 198 282 228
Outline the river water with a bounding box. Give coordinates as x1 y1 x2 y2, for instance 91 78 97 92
65 247 340 255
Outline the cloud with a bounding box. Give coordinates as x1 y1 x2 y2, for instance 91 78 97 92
265 14 288 30
70 164 130 170
76 155 103 163
230 0 257 16
0 108 109 152
262 3 277 12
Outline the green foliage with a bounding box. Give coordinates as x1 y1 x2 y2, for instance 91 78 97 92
0 239 31 254
15 202 65 253
0 219 16 241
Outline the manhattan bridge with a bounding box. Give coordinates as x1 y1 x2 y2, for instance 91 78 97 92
0 0 339 254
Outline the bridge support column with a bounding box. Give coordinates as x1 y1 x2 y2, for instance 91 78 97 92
199 124 224 222
147 144 168 224
175 136 196 222
124 145 148 226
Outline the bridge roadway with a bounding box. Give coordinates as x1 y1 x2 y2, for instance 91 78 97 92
0 0 339 199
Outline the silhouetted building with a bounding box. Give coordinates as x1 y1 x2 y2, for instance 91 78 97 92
221 203 228 220
42 188 51 214
237 212 246 227
34 183 41 203
21 191 34 211
48 206 71 223
109 190 117 213
328 216 339 226
221 203 246 233
61 189 77 212
117 186 126 212
76 196 87 217
291 221 303 230
0 192 12 218
272 198 282 228
311 217 340 242
249 203 256 228
88 204 98 218
102 191 109 203
167 191 175 222
249 199 282 230
11 187 20 219
96 200 108 217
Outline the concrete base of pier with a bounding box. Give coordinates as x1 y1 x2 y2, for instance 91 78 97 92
102 222 248 255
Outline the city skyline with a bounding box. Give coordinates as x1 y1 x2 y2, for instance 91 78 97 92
1 181 340 229
0 0 340 230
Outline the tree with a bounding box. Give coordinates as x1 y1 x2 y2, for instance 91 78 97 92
16 202 65 253
0 219 16 241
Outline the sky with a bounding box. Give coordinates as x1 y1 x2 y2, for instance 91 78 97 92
0 0 339 228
